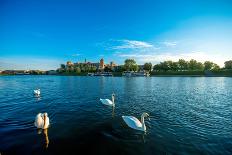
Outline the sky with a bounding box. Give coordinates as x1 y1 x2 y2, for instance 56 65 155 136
0 0 232 70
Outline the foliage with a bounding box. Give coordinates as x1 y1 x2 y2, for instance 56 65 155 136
143 62 152 72
224 60 232 69
153 59 220 72
204 61 214 70
124 59 138 71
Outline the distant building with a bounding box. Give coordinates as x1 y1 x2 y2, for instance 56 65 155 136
91 62 100 68
66 61 73 67
99 58 104 70
64 58 118 71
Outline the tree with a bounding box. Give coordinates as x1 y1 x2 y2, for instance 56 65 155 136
91 66 97 72
124 59 138 71
189 59 198 70
115 65 125 72
171 62 179 71
224 60 232 69
132 64 139 71
160 61 169 71
143 62 152 72
196 62 204 71
178 59 188 70
153 64 161 71
75 67 81 74
204 61 214 70
212 64 220 71
104 66 112 72
60 64 66 69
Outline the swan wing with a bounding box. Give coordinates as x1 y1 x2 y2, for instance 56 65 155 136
34 90 40 95
100 99 113 106
35 113 43 128
122 116 142 130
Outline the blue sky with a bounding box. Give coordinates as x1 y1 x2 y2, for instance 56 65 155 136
0 0 232 70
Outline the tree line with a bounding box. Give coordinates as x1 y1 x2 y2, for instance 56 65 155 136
57 59 232 74
153 59 232 72
58 63 97 74
119 59 232 72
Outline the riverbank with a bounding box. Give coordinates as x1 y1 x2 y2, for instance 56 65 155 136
1 70 232 77
151 69 232 77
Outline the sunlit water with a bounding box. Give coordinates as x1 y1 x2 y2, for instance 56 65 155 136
0 76 232 155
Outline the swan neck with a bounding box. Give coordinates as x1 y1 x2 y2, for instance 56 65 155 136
43 115 46 128
112 95 114 104
141 115 146 131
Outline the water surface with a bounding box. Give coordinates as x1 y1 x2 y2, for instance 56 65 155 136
0 76 232 154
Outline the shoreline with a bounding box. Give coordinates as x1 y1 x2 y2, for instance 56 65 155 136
1 74 232 77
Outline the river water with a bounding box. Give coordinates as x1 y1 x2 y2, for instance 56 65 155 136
0 76 232 155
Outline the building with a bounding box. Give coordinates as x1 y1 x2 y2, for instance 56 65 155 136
64 58 117 71
99 58 104 70
66 61 74 67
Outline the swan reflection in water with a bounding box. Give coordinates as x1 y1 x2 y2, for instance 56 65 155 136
112 106 115 118
35 113 50 149
35 95 41 101
37 128 49 149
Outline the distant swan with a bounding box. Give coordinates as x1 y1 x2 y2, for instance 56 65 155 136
34 89 40 96
100 93 115 107
34 113 49 129
122 113 149 132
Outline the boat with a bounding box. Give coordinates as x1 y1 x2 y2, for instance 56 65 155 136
122 71 150 77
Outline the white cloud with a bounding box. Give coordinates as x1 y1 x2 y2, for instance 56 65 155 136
71 54 81 57
162 41 177 47
112 39 153 49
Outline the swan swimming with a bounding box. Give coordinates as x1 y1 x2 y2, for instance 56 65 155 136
100 93 115 107
122 113 149 132
34 89 40 96
34 113 49 129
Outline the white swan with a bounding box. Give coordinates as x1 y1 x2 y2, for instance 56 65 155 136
34 113 49 129
34 89 40 96
122 113 149 132
100 93 115 107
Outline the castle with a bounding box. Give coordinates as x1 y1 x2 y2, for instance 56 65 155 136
65 58 117 71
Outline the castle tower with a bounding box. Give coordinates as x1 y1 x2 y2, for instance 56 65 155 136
100 58 104 70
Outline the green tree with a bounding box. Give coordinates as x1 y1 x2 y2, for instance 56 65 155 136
124 59 138 71
224 60 232 69
204 61 214 70
160 61 169 71
75 67 81 74
143 62 152 72
153 64 161 71
91 66 97 72
60 64 66 69
196 62 204 71
212 64 220 71
104 66 112 72
171 62 179 71
189 59 198 70
115 65 125 72
132 64 139 71
178 59 188 70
